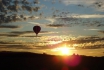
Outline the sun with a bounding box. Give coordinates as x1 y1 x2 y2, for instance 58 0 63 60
52 44 73 56
59 47 70 55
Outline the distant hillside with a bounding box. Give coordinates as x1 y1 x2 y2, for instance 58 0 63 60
0 51 104 70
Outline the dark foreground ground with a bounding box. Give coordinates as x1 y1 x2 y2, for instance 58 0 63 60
0 51 104 70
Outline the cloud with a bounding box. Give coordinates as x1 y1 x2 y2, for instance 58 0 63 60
0 40 27 44
45 18 56 24
0 44 52 50
98 30 104 34
56 14 104 27
56 36 104 49
10 31 33 34
0 25 21 29
1 40 60 50
84 29 101 31
28 14 104 27
46 24 70 28
61 0 104 11
74 14 104 18
0 45 33 49
21 36 42 37
40 31 58 34
0 34 20 37
0 30 59 37
0 0 41 24
93 2 104 8
10 31 56 35
28 22 45 27
0 40 51 50
0 31 32 37
61 0 103 6
0 35 104 50
61 0 96 5
60 13 104 19
56 16 78 21
29 19 72 28
33 45 52 50
53 13 104 27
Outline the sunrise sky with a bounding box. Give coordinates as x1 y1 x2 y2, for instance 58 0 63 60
0 0 104 56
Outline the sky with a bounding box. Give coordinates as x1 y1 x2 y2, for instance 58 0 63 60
0 0 104 56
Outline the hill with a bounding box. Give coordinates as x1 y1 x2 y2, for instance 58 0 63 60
0 51 104 70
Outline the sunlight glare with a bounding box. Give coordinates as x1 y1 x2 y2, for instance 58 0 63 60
59 47 69 55
52 44 74 55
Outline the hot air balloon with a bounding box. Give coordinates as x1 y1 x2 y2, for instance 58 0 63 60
33 26 41 37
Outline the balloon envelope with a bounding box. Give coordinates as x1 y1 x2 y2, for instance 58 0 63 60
33 26 41 35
